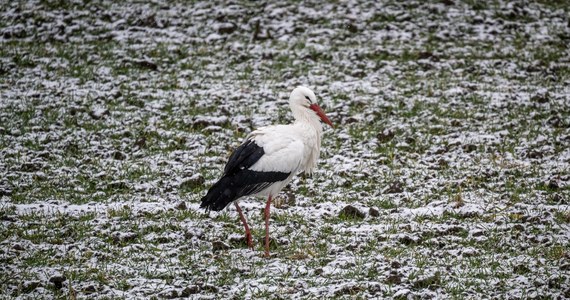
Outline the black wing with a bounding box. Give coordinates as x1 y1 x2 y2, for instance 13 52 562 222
200 139 290 211
223 139 264 176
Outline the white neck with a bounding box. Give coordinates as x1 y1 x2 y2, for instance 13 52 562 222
291 104 323 131
290 104 323 174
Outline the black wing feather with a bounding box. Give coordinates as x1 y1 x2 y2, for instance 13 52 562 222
223 139 264 176
200 139 290 211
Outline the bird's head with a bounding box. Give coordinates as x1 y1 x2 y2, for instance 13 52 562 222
289 86 333 127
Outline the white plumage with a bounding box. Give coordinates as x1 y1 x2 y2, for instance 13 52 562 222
247 128 304 197
200 86 333 257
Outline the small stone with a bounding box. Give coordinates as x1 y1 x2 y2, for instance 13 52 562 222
462 144 477 153
369 207 380 217
345 116 360 124
217 22 237 34
113 90 123 99
527 150 543 159
384 181 404 194
391 261 401 269
212 241 230 252
49 274 67 289
12 244 24 251
398 234 419 245
405 136 416 144
112 151 127 160
345 22 358 33
471 230 485 237
83 285 97 294
180 285 200 296
339 205 365 219
133 59 158 71
450 119 462 127
175 201 187 210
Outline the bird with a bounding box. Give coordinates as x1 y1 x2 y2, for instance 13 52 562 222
200 86 333 257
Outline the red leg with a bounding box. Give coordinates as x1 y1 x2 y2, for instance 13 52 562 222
234 202 253 249
264 195 272 258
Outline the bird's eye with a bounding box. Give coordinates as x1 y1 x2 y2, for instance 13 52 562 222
304 96 311 103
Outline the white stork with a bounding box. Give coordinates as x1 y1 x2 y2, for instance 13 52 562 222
200 86 333 257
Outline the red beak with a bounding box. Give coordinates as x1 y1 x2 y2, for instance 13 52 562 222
309 104 333 128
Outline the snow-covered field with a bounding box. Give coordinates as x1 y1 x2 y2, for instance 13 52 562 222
1 0 569 298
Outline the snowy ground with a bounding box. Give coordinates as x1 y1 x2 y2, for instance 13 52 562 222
1 0 569 298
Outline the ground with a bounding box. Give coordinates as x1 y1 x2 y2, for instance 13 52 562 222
0 0 569 299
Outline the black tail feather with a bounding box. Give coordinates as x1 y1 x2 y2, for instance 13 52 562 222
200 176 238 211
